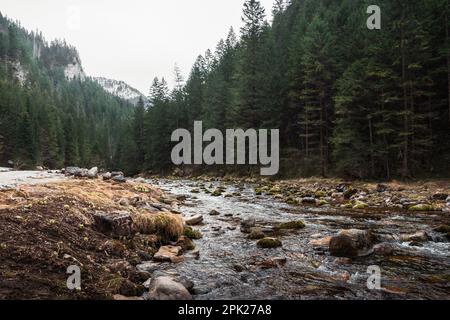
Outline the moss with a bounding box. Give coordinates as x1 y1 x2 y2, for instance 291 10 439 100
247 228 265 240
257 237 282 249
278 220 306 230
211 190 223 197
134 213 184 243
255 188 263 195
353 201 368 209
285 196 299 205
184 226 203 240
315 191 327 198
318 200 328 206
191 188 200 194
409 204 434 212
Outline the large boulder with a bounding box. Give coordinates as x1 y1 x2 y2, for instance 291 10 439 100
65 167 81 176
112 175 127 183
74 168 89 178
87 167 98 179
329 229 374 258
93 211 134 238
145 276 193 300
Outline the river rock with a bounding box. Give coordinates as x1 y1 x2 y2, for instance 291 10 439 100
93 211 134 238
65 167 81 176
209 210 221 216
309 236 332 247
431 193 448 201
145 276 193 300
301 197 317 205
87 167 98 179
329 229 374 258
175 236 195 251
103 172 112 180
257 237 282 249
153 245 183 263
400 231 430 242
184 214 204 226
409 204 434 211
248 227 266 240
240 217 256 233
112 175 127 183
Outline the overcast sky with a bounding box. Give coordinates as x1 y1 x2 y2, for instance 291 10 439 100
1 0 275 93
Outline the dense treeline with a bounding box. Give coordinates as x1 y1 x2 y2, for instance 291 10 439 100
132 0 450 179
0 13 133 170
1 1 449 180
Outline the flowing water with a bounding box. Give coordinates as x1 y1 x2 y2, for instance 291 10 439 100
146 179 450 300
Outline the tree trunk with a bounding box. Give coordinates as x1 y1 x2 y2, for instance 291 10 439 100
400 11 410 179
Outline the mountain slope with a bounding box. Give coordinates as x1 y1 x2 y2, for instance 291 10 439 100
93 77 147 106
0 12 133 170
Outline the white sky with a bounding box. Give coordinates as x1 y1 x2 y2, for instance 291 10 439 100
1 0 275 94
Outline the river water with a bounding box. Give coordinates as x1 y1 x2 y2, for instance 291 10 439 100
147 179 450 300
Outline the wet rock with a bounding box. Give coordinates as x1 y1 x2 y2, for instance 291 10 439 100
434 225 450 234
401 231 430 242
93 211 134 239
343 186 358 199
309 236 332 247
329 229 374 258
301 197 317 205
431 193 448 201
175 236 195 251
376 184 388 193
184 226 203 239
248 227 265 240
145 276 193 300
153 245 183 263
209 210 221 216
136 262 162 273
111 171 124 178
87 167 98 179
257 237 282 249
185 214 203 226
256 257 287 269
278 220 306 230
240 217 256 233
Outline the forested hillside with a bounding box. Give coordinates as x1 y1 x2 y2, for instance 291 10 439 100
131 0 450 179
1 0 449 179
0 12 133 170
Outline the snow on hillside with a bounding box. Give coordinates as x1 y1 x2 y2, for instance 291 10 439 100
93 77 147 106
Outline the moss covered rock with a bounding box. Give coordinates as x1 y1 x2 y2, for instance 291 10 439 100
257 237 282 249
184 226 203 240
247 228 266 240
409 204 434 212
278 220 306 230
353 201 368 209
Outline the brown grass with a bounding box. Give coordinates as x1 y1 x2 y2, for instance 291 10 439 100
134 213 184 243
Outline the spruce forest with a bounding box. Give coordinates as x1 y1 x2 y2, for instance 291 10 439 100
1 0 449 180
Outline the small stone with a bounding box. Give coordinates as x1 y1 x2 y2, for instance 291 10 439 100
240 217 256 233
248 227 265 240
184 214 203 226
209 210 220 216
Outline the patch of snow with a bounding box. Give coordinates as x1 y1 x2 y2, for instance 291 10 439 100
93 77 147 106
64 62 86 81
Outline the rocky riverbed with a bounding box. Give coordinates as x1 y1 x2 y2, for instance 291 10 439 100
0 171 449 300
144 177 450 300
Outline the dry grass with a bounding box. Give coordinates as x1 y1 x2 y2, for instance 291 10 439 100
134 213 184 243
